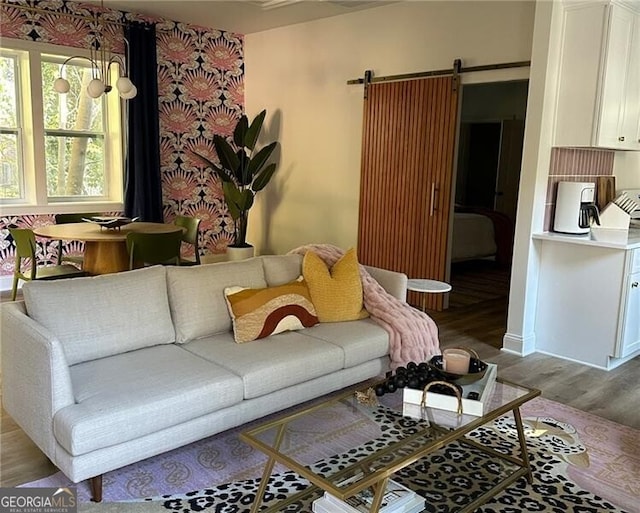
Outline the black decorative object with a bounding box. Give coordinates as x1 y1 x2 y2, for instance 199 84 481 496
82 216 139 230
376 351 490 401
375 361 447 398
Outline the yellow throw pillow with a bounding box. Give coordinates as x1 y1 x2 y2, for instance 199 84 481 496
302 248 369 322
224 277 319 343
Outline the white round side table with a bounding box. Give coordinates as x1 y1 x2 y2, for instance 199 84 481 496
407 278 452 311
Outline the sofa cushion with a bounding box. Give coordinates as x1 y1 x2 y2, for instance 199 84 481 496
22 266 175 365
303 248 369 322
167 258 267 343
182 331 344 399
261 254 303 286
54 344 244 456
299 318 390 368
224 278 318 343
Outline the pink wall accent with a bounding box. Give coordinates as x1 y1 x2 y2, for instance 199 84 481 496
0 0 244 276
543 147 615 231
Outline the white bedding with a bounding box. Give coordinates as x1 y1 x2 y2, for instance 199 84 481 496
451 212 497 262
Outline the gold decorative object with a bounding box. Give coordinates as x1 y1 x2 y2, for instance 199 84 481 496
421 380 463 415
355 387 378 406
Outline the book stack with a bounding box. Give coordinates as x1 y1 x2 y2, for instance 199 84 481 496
312 478 425 513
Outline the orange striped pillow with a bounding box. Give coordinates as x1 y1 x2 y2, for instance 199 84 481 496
224 277 319 343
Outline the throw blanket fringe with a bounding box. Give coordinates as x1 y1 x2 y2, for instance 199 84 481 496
288 244 441 369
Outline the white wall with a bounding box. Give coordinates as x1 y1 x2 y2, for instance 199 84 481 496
614 152 640 191
244 0 536 255
503 0 563 355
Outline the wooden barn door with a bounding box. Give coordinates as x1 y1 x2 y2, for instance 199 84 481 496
357 76 459 311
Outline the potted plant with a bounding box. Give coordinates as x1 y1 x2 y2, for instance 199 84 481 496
193 109 278 259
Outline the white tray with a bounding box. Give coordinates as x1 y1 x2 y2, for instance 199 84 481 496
402 363 497 417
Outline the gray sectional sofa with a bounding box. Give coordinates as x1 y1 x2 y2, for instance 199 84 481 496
1 254 407 500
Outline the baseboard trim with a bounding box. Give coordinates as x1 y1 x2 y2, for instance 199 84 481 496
502 332 536 356
535 349 609 371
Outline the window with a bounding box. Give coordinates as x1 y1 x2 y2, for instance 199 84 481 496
42 55 107 199
0 40 124 214
0 52 22 200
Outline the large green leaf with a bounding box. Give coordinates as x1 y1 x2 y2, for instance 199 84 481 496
233 115 248 147
190 150 231 182
244 110 266 152
215 168 233 183
223 182 254 218
252 162 277 192
248 142 277 178
190 150 218 171
238 188 254 211
213 135 239 174
223 182 243 219
234 149 250 185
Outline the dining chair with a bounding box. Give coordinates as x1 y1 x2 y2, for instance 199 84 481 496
54 213 99 265
9 228 88 301
174 215 201 265
125 231 183 270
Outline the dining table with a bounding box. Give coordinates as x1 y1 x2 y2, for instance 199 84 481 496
33 221 184 275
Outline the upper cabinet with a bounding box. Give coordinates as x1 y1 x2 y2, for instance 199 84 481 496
554 1 640 150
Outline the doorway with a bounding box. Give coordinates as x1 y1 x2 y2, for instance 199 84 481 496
448 80 528 315
455 80 528 223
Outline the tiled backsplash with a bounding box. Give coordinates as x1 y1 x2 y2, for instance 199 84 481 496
544 147 615 231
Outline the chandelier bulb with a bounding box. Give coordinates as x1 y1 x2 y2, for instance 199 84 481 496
119 84 137 100
54 77 71 94
87 79 106 98
116 76 134 94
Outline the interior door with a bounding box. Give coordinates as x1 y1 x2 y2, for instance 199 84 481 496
495 119 525 225
357 76 459 311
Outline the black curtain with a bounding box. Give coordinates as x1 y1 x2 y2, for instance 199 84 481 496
124 22 163 222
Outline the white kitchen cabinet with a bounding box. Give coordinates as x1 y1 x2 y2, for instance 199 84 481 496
533 235 640 369
619 3 640 150
617 267 640 357
554 1 640 150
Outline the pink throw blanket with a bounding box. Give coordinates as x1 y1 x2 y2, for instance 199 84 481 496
288 244 441 370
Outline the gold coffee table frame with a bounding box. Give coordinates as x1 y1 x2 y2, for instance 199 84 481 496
240 377 540 513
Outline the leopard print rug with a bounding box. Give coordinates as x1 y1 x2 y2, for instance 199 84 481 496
141 406 628 513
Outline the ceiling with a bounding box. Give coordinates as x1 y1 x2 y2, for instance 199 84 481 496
91 0 393 34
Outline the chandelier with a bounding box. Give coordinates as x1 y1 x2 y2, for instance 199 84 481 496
53 3 137 100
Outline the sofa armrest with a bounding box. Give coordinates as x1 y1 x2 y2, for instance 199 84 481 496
1 302 75 459
364 265 408 302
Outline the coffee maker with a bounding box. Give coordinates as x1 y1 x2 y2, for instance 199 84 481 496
554 181 600 234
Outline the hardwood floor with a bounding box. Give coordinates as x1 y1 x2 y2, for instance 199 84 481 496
1 269 639 488
448 260 510 310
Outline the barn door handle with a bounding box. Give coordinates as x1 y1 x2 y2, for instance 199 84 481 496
430 183 438 216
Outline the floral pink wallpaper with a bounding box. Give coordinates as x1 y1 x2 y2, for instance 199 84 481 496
0 0 243 277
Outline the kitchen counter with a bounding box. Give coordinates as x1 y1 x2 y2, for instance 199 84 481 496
533 228 640 370
533 227 640 249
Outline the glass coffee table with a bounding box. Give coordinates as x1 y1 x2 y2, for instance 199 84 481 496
240 378 540 513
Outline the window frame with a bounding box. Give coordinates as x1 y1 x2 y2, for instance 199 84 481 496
0 39 125 216
0 50 25 202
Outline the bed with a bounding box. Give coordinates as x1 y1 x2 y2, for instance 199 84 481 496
451 207 514 266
